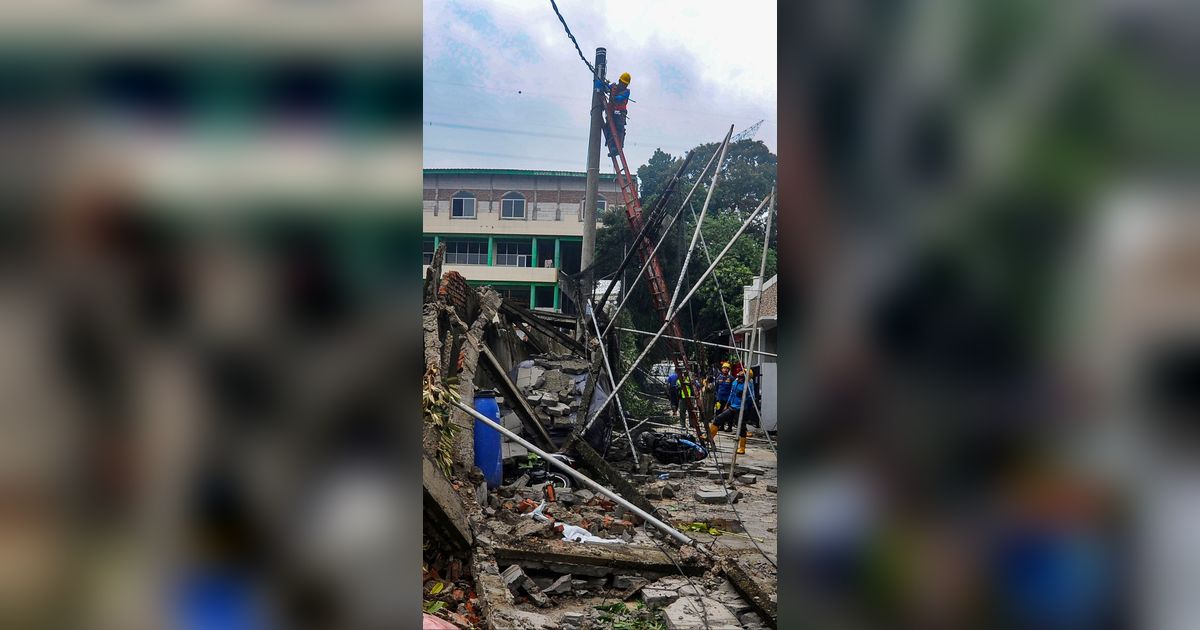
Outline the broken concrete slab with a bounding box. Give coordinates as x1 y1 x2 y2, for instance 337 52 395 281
736 474 758 485
547 402 571 416
663 597 741 630
491 609 556 630
499 564 550 607
642 587 678 608
538 391 560 405
735 465 767 476
695 487 742 504
767 483 777 493
544 574 573 595
421 455 473 550
493 539 709 577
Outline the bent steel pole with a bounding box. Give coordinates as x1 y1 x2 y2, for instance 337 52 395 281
586 193 771 427
586 302 639 465
614 327 778 358
600 137 726 337
451 399 694 547
729 188 776 481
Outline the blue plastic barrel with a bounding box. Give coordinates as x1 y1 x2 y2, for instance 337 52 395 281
472 390 503 489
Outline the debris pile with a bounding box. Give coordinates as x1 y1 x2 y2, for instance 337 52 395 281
421 248 777 628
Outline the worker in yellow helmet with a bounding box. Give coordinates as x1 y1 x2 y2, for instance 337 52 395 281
713 368 757 454
596 72 631 157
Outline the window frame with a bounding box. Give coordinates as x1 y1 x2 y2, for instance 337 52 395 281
494 240 532 267
500 191 526 220
451 191 477 219
422 237 435 265
443 239 487 265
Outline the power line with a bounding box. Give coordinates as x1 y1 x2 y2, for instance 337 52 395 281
548 0 596 76
425 78 776 126
424 120 691 153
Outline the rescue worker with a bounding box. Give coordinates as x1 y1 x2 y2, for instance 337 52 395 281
713 361 734 421
700 375 717 439
676 369 698 430
596 72 631 157
713 368 757 454
666 366 681 417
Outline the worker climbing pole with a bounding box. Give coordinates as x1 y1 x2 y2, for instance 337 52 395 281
597 80 713 446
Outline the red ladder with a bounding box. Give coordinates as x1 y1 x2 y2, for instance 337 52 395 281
602 95 708 443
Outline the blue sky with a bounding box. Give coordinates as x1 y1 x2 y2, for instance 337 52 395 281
423 0 777 171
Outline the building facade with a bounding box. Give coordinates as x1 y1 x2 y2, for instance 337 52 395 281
423 168 632 312
734 274 777 431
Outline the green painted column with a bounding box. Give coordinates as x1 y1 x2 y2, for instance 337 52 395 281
553 284 560 310
433 235 439 250
554 239 561 269
529 284 537 308
487 236 495 266
531 238 538 269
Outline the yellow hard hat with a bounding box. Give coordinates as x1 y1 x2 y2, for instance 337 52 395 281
619 72 631 85
721 362 731 369
745 368 754 378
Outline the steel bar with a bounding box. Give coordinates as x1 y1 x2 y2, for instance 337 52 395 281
600 138 725 337
593 149 699 312
729 188 776 481
586 302 639 465
451 399 695 547
614 327 778 358
586 193 771 426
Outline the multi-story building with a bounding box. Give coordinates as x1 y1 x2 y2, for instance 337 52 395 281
422 168 633 313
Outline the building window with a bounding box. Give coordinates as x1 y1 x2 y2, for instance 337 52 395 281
501 192 526 219
444 240 486 265
494 240 532 267
451 192 476 219
596 198 607 214
423 237 435 265
494 286 530 309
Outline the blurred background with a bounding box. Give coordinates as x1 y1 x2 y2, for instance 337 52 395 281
778 0 1196 629
0 2 424 629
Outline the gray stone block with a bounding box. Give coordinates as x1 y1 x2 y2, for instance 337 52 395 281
735 474 757 485
663 597 741 629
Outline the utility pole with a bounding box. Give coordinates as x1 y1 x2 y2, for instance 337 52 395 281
581 46 606 303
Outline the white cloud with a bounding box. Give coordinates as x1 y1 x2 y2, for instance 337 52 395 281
424 0 776 169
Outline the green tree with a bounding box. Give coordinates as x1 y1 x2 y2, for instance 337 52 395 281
595 139 778 362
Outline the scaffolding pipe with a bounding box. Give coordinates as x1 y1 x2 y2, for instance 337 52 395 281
600 135 727 337
730 187 776 481
688 202 778 456
593 149 700 312
661 128 733 337
450 399 695 547
586 302 639 465
586 193 772 426
614 327 778 358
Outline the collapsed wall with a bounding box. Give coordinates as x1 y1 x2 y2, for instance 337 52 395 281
421 244 777 629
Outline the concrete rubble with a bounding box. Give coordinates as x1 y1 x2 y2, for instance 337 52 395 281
422 259 777 629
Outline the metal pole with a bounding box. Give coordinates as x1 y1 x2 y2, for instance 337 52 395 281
586 193 771 427
580 47 606 281
600 139 725 337
593 149 697 312
663 126 733 325
729 188 775 481
451 399 695 547
614 327 778 358
586 302 639 465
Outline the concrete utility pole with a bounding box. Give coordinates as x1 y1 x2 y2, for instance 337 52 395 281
581 47 606 288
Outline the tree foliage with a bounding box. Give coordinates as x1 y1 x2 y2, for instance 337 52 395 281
594 140 777 361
